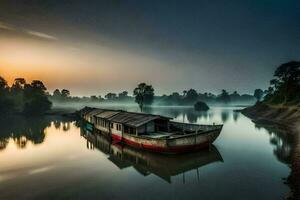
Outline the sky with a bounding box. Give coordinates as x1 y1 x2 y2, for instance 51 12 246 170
0 0 299 96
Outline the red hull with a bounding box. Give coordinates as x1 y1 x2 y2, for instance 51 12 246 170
122 137 210 154
111 133 122 142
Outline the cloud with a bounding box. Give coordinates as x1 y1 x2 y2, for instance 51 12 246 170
25 30 58 40
0 20 58 41
0 21 15 30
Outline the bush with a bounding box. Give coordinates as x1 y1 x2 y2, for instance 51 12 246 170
0 97 15 115
23 96 52 115
194 101 209 111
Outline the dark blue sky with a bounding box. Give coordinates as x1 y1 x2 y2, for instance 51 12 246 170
0 0 299 95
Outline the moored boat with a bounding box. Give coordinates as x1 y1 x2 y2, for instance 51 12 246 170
80 107 223 154
81 128 224 183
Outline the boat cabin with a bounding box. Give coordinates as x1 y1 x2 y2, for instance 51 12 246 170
108 112 171 137
80 107 95 119
84 109 105 124
81 107 172 137
94 110 120 133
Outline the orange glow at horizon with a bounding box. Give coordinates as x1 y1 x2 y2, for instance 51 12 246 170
0 33 180 95
0 37 95 85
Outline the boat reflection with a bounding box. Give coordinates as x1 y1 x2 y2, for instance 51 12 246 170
81 127 224 183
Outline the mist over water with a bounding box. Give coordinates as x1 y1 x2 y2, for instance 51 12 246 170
0 105 292 199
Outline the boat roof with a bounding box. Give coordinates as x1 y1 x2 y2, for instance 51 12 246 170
109 112 170 128
80 107 172 127
81 106 95 115
108 156 131 169
95 111 120 119
85 109 105 117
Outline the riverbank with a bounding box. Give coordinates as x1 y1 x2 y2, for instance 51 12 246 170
241 102 300 131
241 102 300 200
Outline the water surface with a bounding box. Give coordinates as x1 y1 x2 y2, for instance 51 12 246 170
0 106 292 199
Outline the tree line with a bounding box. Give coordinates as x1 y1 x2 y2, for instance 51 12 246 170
2 69 274 115
0 77 51 115
49 89 133 103
49 85 257 109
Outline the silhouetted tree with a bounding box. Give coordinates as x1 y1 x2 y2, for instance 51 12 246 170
90 95 98 101
61 89 70 98
229 91 241 102
265 61 300 104
0 76 9 95
184 89 198 104
105 93 117 100
217 89 231 103
254 89 264 102
0 76 14 114
194 101 209 111
11 78 26 92
118 91 129 101
11 78 27 111
133 83 154 111
169 92 181 104
53 89 61 97
23 80 52 115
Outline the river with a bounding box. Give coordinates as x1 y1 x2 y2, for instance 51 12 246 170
0 105 293 199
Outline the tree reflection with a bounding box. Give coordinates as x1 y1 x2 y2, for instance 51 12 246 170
221 110 230 123
0 139 9 150
232 111 240 122
0 116 75 150
186 111 198 123
253 122 298 198
255 124 293 164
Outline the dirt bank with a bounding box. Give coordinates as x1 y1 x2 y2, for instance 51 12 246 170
242 103 300 199
242 102 300 131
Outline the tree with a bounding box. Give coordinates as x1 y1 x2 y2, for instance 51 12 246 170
23 80 52 115
265 61 300 104
105 93 117 100
0 76 14 114
90 95 98 101
217 89 231 103
23 95 52 115
30 80 47 94
118 91 128 100
53 89 61 97
11 78 27 111
229 91 241 102
184 89 198 103
133 83 154 111
61 89 70 98
194 101 209 111
254 89 264 102
170 92 181 103
0 76 9 95
98 95 104 101
11 78 26 92
274 61 300 83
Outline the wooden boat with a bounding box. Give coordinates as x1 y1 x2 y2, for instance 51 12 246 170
80 107 223 154
81 129 223 183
